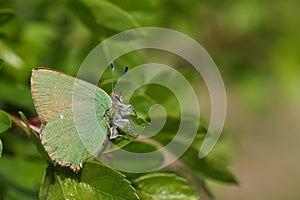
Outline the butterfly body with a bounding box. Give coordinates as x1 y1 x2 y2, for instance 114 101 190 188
31 68 135 172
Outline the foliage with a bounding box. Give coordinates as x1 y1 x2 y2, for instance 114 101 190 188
0 0 240 199
133 173 200 200
40 162 139 200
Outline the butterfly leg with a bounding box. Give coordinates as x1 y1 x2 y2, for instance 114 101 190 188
109 118 138 139
93 137 110 158
109 126 124 139
114 118 138 138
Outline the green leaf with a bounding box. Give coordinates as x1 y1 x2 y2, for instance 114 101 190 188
129 93 156 120
147 116 205 149
140 115 237 184
133 173 200 200
0 110 12 134
0 80 33 109
0 113 42 198
18 112 53 164
0 8 14 25
0 42 26 70
131 114 150 127
60 0 139 37
0 154 46 200
39 161 139 200
198 177 214 198
0 57 3 66
103 133 137 153
181 148 238 184
101 141 164 172
136 190 154 200
141 115 236 190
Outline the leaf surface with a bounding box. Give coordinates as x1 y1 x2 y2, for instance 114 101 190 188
39 161 139 200
134 173 200 200
60 0 139 37
0 110 12 134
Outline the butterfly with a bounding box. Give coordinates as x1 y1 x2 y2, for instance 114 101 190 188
31 67 136 172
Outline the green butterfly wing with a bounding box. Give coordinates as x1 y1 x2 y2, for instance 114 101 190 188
31 68 112 171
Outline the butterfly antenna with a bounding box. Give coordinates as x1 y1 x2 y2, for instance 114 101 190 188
115 65 129 88
111 62 115 93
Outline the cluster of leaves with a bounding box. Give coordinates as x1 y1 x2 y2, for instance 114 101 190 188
0 98 236 199
1 109 200 200
0 0 237 199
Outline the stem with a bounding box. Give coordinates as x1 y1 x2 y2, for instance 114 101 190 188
10 114 40 138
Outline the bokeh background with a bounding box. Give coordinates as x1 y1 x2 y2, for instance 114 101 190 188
0 0 299 199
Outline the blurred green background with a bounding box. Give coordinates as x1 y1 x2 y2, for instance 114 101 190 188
0 0 299 199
